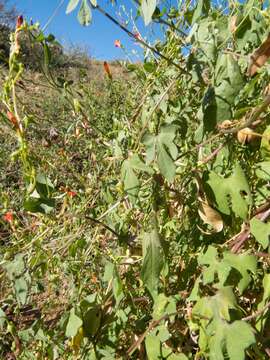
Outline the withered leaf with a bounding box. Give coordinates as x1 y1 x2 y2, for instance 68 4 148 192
198 200 224 232
247 34 270 77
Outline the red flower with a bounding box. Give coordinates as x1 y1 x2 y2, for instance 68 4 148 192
114 40 121 48
67 190 77 198
3 212 13 223
103 61 112 80
16 15 23 29
7 111 19 128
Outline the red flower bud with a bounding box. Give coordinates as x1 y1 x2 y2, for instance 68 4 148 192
16 15 23 29
103 61 112 80
7 111 19 127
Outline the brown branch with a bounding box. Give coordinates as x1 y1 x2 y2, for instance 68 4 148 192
127 311 177 356
92 4 189 76
252 198 270 217
220 94 270 134
198 142 226 165
229 199 270 253
242 300 270 321
177 133 223 160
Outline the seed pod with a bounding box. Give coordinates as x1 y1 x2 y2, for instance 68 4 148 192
237 127 256 144
218 120 233 129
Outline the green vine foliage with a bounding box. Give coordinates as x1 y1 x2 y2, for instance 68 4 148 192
2 0 270 358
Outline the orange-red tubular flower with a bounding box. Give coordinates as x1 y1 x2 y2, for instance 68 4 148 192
103 61 112 80
7 111 19 128
16 15 23 29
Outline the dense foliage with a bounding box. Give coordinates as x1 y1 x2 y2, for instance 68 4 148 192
1 0 270 358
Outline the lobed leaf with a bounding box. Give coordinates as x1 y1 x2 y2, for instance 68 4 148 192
207 163 252 219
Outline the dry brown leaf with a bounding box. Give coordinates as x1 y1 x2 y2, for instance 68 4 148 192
247 34 270 77
198 200 223 232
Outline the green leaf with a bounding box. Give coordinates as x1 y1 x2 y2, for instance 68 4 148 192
145 335 161 359
198 246 231 285
199 246 256 293
255 161 270 180
226 321 255 360
261 273 270 305
250 217 270 249
141 228 164 298
261 126 270 160
192 287 254 360
192 0 210 25
3 253 25 279
14 277 28 305
23 197 55 214
223 252 257 294
103 262 123 306
167 354 188 360
256 273 270 331
83 305 102 337
192 287 237 324
207 163 252 219
128 153 153 173
202 54 244 130
121 154 152 201
121 160 139 200
191 19 216 62
152 294 176 320
24 173 55 213
0 308 6 329
208 319 255 360
154 324 171 342
77 0 92 26
143 125 178 182
141 0 156 26
66 0 80 14
3 254 29 305
112 266 124 307
144 62 156 73
43 43 51 69
35 173 54 198
65 308 83 337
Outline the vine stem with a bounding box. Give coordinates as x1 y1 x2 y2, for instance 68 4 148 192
92 4 189 75
242 300 270 321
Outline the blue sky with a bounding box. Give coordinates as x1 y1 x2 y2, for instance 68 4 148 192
12 0 159 60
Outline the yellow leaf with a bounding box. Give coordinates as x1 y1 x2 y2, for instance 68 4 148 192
70 327 84 351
